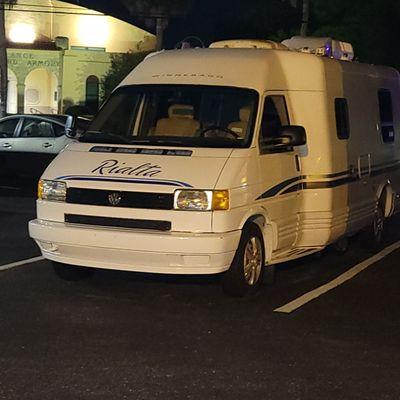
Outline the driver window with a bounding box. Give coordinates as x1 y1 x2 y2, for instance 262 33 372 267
259 95 289 152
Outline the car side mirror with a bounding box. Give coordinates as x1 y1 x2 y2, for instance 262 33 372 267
65 115 76 138
279 125 307 146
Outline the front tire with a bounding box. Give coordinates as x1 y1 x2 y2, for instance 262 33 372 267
52 261 95 281
222 223 265 297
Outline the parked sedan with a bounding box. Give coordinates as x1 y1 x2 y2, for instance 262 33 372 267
0 114 89 181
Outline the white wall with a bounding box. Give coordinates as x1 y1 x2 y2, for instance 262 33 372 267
24 68 58 114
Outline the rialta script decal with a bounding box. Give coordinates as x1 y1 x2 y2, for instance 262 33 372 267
92 159 162 177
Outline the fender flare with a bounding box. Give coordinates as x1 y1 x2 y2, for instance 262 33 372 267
238 206 276 263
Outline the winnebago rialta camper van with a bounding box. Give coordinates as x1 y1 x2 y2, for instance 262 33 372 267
29 38 400 296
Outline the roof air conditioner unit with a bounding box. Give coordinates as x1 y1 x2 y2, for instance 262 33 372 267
210 39 288 50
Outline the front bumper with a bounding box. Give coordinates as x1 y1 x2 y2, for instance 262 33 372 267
29 219 241 274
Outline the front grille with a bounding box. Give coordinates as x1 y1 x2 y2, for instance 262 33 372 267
65 214 171 231
66 188 173 210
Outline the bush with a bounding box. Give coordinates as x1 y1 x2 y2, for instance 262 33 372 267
102 51 152 101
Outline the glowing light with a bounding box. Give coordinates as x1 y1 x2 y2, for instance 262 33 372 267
77 16 109 48
9 23 36 43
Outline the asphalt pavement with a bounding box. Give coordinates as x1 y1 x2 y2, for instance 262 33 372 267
0 188 400 400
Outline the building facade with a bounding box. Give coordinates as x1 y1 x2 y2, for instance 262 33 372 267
6 0 155 115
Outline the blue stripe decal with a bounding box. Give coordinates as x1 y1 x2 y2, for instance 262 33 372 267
55 175 193 188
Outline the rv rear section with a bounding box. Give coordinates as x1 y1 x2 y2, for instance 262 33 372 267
29 39 400 295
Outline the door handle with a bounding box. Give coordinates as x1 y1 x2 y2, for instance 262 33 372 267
349 165 358 179
2 143 11 149
42 142 53 148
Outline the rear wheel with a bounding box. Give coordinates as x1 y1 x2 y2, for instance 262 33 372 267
363 203 385 252
52 261 94 281
222 224 265 297
332 237 349 254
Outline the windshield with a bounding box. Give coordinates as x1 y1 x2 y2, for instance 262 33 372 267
82 85 259 148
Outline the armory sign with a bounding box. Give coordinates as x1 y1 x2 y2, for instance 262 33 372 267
7 50 61 76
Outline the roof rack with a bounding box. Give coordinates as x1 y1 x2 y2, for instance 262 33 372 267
208 36 354 62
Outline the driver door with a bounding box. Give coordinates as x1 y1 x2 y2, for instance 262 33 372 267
0 117 22 177
257 91 302 251
10 117 56 178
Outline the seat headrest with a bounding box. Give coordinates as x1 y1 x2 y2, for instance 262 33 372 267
239 107 251 122
168 104 194 119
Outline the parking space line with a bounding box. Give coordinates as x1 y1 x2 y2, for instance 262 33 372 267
0 186 18 190
274 240 400 314
0 256 44 272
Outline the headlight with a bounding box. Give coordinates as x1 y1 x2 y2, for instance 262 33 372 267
38 180 67 202
174 190 229 211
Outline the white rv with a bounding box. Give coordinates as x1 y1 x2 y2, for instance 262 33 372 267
29 39 400 296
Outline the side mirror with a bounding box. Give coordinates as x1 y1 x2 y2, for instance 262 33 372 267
65 115 76 138
279 125 307 146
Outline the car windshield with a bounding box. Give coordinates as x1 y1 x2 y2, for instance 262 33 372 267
82 85 259 148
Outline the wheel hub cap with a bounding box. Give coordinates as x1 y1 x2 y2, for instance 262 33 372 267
243 237 262 286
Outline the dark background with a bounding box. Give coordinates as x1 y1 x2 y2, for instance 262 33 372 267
164 0 400 69
71 0 400 69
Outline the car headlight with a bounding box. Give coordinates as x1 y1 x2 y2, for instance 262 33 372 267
38 180 67 202
174 190 229 211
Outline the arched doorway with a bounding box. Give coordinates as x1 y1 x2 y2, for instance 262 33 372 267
24 69 58 114
7 69 17 114
85 75 99 114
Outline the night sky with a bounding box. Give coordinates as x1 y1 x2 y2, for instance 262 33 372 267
162 0 300 47
71 0 400 69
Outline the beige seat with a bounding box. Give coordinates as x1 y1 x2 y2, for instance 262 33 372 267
154 104 200 137
228 107 251 138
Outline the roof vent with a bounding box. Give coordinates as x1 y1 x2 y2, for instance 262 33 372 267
210 39 288 50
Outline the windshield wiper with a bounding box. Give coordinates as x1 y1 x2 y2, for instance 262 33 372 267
127 137 187 146
79 131 130 144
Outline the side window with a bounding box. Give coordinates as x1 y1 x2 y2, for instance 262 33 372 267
378 89 395 143
259 95 289 151
0 118 19 138
20 119 54 138
335 98 350 140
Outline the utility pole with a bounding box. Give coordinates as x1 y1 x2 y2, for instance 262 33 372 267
300 0 310 37
0 1 16 117
155 17 168 50
0 4 8 117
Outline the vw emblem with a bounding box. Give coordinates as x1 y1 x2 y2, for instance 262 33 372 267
108 192 122 206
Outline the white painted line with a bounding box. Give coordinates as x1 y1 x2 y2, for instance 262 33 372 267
0 186 18 190
274 240 400 314
0 255 44 272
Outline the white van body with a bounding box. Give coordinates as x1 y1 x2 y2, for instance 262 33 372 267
29 45 400 278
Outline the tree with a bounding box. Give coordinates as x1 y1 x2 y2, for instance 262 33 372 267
0 1 16 117
102 51 151 100
310 0 400 68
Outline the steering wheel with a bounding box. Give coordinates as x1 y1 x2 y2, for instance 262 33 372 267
198 125 240 139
